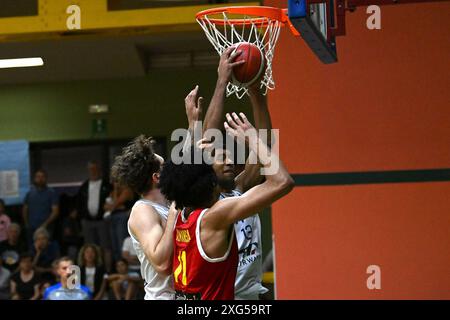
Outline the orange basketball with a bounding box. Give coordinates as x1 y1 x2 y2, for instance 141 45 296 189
231 42 265 87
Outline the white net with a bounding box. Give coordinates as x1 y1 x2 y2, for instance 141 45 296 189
197 11 282 99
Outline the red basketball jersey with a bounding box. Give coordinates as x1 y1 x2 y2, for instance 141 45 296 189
173 208 238 300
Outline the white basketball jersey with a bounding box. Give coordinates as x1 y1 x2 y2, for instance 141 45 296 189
128 199 175 300
220 190 268 300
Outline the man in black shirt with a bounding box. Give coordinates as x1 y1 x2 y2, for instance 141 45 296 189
76 161 112 270
0 223 27 273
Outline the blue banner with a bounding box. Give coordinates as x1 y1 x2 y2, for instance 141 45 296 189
0 140 30 205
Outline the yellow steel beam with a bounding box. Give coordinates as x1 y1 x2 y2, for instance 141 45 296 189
0 0 259 39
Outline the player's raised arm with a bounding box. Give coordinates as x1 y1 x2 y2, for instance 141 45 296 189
235 84 273 193
203 112 294 230
185 85 203 132
248 84 272 141
182 85 204 153
202 47 244 133
128 203 177 275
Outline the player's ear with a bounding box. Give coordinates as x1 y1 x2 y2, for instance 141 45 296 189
152 172 160 184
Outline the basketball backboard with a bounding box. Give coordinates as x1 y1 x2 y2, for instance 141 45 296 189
288 0 338 64
287 0 450 64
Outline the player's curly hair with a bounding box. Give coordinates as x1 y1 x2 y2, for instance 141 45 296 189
111 135 161 195
159 148 218 210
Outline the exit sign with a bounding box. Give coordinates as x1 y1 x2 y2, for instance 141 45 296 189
92 118 107 136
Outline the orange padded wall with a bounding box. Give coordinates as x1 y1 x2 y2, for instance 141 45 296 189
264 1 450 299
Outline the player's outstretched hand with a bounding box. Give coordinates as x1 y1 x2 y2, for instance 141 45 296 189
218 47 245 83
185 85 203 127
224 112 257 147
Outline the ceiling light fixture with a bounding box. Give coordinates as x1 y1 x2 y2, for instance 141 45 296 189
0 57 44 69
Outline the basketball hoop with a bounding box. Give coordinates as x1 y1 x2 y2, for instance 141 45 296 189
196 6 289 99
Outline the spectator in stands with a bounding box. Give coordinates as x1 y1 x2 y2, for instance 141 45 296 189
61 208 83 261
0 223 27 272
0 256 10 300
76 161 112 271
0 199 11 242
121 236 144 299
31 227 59 281
10 253 41 300
121 236 140 274
43 256 91 300
38 258 58 297
107 258 140 300
22 169 59 245
105 181 134 262
78 244 107 300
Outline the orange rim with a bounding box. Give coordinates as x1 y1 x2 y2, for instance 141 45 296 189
196 6 288 27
